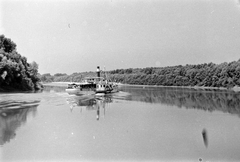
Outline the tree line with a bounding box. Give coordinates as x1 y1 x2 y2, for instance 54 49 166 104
109 61 240 88
0 35 42 91
40 59 240 89
40 71 105 83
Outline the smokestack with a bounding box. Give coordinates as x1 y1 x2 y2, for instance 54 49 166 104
97 66 100 77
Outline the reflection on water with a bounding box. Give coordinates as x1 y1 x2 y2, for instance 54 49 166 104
120 86 240 117
0 99 40 146
1 86 240 161
62 85 240 120
66 94 113 120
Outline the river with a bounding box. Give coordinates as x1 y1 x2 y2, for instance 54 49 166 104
1 85 240 162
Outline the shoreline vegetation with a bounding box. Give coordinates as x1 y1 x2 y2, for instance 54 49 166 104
1 35 240 92
0 35 43 92
42 82 240 92
41 59 240 92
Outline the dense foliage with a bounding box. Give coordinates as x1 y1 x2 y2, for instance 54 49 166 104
0 35 42 91
109 61 240 88
40 71 104 83
42 59 240 89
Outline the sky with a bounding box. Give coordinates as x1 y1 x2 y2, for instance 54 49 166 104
1 0 240 75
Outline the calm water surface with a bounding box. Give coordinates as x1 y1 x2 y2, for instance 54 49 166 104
1 85 240 162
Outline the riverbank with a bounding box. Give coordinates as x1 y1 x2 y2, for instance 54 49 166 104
120 83 240 92
42 82 70 87
42 82 240 92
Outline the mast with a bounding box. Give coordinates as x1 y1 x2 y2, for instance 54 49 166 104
97 66 100 77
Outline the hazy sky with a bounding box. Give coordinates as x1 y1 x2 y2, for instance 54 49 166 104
1 0 240 74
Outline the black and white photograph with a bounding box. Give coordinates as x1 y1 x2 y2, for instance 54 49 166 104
1 0 240 161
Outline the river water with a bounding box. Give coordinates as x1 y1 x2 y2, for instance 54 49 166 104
1 85 240 162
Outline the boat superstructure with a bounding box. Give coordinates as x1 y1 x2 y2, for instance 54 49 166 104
95 79 118 94
66 66 118 95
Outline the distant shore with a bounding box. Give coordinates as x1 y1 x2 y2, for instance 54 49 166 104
42 82 70 87
42 82 240 92
119 83 240 92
